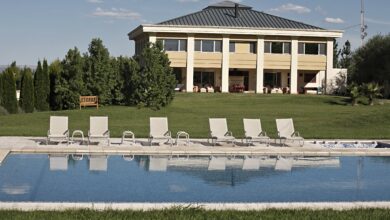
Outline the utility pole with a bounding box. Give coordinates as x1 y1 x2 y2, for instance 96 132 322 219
360 0 368 46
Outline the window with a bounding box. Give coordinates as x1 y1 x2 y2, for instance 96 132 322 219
194 40 222 52
319 43 326 55
264 72 281 88
304 73 317 83
162 39 187 51
249 42 256 53
194 71 215 87
271 42 283 54
264 42 271 53
229 42 235 52
265 42 291 54
299 42 327 55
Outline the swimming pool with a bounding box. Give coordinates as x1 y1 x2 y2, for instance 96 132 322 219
1 154 390 203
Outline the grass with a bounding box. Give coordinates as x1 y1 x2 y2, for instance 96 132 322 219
1 208 390 220
0 93 389 139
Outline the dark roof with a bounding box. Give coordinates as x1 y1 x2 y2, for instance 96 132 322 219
158 1 322 30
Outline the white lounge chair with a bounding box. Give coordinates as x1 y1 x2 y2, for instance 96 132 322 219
47 116 69 145
149 117 173 146
276 118 304 147
209 118 235 146
88 116 110 146
243 118 270 146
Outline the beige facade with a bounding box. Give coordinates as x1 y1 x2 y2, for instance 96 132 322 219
130 22 342 94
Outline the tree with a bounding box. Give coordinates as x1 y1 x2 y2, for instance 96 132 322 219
49 60 63 110
34 61 50 111
57 48 85 109
349 34 390 98
83 38 116 105
1 68 18 113
362 82 382 105
120 56 139 105
8 61 22 90
130 41 176 110
333 39 341 68
339 40 352 69
42 59 50 107
19 68 34 113
347 83 361 106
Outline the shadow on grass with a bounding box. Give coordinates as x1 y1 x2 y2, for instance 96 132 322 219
323 97 350 106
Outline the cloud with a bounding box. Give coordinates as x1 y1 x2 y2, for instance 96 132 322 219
269 3 311 14
92 7 141 20
315 6 327 16
87 0 103 3
366 17 390 25
325 17 345 24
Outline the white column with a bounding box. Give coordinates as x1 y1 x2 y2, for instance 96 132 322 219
186 35 194 93
290 38 298 94
325 39 334 94
221 35 230 93
256 36 264 93
148 33 156 44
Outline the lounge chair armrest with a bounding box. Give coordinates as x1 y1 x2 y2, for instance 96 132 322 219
292 131 300 137
277 131 281 138
164 131 172 137
103 130 110 136
225 131 233 137
47 130 50 136
63 130 69 135
260 131 268 137
88 130 91 136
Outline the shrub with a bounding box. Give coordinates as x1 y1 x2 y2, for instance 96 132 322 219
1 69 18 114
130 41 176 110
347 83 361 106
362 82 382 106
19 68 35 113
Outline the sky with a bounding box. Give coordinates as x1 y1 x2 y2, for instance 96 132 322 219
0 0 390 66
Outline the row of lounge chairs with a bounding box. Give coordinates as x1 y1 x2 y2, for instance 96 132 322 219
47 116 304 147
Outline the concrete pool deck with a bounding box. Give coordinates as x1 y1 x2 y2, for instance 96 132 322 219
0 136 389 158
2 202 390 211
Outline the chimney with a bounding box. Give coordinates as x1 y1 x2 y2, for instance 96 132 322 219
234 3 239 18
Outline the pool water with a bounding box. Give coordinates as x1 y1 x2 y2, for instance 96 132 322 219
1 154 390 203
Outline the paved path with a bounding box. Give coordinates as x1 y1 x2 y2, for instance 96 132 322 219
0 136 389 157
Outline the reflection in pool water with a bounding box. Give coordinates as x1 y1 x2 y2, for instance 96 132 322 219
0 154 389 203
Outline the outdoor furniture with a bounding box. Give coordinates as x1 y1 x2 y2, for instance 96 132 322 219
206 85 214 93
47 116 69 145
80 96 98 109
149 117 173 146
208 118 235 146
242 156 261 170
148 156 168 171
88 116 110 146
89 155 108 171
71 130 84 145
122 131 135 145
243 118 270 146
49 154 69 171
276 118 304 147
176 131 190 146
208 156 226 171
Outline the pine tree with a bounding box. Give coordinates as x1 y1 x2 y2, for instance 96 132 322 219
83 38 115 105
42 59 50 110
34 60 49 111
19 68 34 113
57 48 85 109
1 68 18 114
49 60 63 110
340 40 352 69
130 41 176 110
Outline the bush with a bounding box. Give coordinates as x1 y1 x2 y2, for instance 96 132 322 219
349 34 390 98
19 68 35 113
130 42 176 110
347 83 361 106
1 69 18 114
34 61 50 111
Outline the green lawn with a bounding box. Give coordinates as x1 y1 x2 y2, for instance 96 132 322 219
1 208 390 220
0 93 389 139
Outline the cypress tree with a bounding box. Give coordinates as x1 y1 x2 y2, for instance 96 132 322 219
1 69 18 114
34 61 50 111
42 59 50 110
19 68 34 113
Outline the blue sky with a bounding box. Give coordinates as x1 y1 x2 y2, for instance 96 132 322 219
0 0 389 65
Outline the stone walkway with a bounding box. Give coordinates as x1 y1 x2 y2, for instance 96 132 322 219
0 136 389 158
